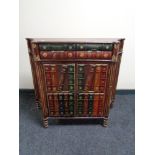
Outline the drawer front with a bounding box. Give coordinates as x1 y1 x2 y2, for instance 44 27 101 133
47 93 106 117
77 93 106 117
44 64 75 93
39 43 113 60
39 43 113 51
40 51 112 59
47 93 75 116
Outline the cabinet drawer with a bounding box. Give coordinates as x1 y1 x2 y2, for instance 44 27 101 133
40 51 112 59
39 43 113 51
39 43 113 60
77 93 106 116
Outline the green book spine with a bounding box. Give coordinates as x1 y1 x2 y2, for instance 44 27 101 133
68 93 74 115
58 94 65 115
78 65 85 92
68 65 74 92
78 94 84 115
64 94 69 115
88 94 94 115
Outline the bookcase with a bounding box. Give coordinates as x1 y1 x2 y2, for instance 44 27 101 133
26 38 125 127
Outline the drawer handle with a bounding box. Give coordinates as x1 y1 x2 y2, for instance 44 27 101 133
42 52 48 57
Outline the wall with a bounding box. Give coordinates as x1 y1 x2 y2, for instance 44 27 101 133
19 0 135 89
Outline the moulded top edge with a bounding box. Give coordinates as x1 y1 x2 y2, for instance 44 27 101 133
26 38 125 43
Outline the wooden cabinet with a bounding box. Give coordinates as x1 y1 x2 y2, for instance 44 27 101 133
26 38 125 127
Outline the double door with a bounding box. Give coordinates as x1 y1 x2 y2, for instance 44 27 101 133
43 63 109 117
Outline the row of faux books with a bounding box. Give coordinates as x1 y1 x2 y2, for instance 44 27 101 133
47 93 106 116
40 51 112 59
44 64 108 93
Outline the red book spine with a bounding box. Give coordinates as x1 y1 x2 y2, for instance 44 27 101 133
97 65 108 115
84 65 95 91
58 65 67 91
94 66 102 92
101 51 112 59
93 94 99 116
51 65 58 92
77 51 88 59
48 95 55 116
98 94 105 116
93 66 102 116
40 51 112 59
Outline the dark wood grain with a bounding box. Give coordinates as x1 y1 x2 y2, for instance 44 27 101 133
26 38 125 127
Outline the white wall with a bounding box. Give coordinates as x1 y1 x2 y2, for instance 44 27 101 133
19 0 135 89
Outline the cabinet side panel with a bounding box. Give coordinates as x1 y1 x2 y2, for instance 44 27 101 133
111 40 125 104
103 64 113 116
36 61 48 117
26 40 40 106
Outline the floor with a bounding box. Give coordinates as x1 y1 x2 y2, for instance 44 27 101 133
19 91 135 155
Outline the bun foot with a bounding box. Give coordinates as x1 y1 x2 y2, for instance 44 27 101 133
103 118 108 127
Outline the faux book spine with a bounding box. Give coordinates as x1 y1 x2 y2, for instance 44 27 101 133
39 43 113 51
40 51 112 59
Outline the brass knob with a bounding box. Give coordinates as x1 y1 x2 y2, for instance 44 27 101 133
79 52 84 57
68 52 73 58
42 52 48 57
103 53 109 58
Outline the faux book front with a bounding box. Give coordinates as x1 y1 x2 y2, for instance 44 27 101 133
26 38 125 127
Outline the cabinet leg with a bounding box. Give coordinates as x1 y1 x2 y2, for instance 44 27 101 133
110 101 114 109
43 117 48 128
103 118 108 127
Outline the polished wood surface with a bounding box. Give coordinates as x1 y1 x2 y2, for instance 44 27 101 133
26 38 125 127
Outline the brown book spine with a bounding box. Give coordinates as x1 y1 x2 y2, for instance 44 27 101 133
48 95 55 116
93 94 99 116
58 65 67 91
98 94 105 116
97 65 108 115
94 66 102 92
99 65 108 92
84 65 95 91
93 66 102 116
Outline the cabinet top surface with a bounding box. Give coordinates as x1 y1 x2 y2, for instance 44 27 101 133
26 38 125 43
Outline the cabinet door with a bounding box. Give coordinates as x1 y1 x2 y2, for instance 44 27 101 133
77 64 108 93
43 64 75 93
76 64 108 117
43 64 75 116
